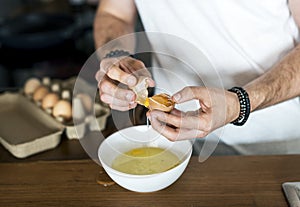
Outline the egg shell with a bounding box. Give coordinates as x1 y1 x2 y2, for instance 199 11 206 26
33 86 49 102
42 93 60 110
24 78 41 95
129 76 149 105
53 100 72 121
148 93 175 112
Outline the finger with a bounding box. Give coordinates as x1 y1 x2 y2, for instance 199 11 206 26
99 79 136 102
170 108 185 117
100 93 134 107
95 70 106 82
120 58 146 75
149 110 206 130
109 102 137 111
120 58 155 87
172 86 207 103
150 116 206 141
106 64 137 87
185 110 201 116
146 77 155 87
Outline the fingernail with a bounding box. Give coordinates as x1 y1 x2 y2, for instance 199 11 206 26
129 101 135 105
126 93 134 101
127 76 136 86
173 93 181 102
146 78 155 87
146 112 151 120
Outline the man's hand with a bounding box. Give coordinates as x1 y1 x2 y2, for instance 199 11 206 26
95 56 155 111
147 86 240 141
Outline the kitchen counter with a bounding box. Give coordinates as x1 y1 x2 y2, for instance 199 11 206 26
1 155 299 207
0 107 299 206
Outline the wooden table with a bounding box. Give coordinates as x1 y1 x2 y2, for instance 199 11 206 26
1 155 300 207
0 106 299 206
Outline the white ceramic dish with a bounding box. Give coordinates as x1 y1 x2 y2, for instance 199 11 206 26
98 125 192 192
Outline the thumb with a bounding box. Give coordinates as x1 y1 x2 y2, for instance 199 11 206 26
172 86 205 103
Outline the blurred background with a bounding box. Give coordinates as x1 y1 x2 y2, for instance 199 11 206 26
0 0 100 90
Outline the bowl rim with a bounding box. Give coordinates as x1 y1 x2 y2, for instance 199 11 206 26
98 125 193 178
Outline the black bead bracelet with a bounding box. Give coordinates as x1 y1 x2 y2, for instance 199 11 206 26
104 50 132 59
228 87 251 126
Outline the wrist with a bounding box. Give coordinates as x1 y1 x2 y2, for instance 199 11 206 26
228 87 251 126
104 49 132 59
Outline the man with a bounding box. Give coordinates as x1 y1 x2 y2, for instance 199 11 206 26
94 0 300 155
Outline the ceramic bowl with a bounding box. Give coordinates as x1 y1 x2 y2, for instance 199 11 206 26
98 125 192 192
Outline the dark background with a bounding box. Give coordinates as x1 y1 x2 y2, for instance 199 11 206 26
0 0 100 91
0 0 148 91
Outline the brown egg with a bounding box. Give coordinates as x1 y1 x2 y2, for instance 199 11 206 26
52 100 72 122
33 86 49 102
146 93 175 112
24 78 41 96
42 93 60 110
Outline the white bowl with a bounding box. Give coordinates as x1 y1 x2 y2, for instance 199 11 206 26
98 125 193 192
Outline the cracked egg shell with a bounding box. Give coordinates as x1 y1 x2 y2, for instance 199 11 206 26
147 93 175 112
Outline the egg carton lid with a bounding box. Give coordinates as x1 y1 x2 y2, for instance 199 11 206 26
0 92 64 158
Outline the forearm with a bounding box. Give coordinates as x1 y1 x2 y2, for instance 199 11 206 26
93 2 136 58
245 44 300 112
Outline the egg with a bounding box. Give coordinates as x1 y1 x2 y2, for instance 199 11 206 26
53 100 72 122
42 93 60 110
33 86 49 103
146 93 175 112
24 78 41 96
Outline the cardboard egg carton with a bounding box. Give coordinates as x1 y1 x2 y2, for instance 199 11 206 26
0 93 64 158
23 76 111 140
0 77 111 158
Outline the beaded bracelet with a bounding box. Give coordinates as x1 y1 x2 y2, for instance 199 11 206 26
104 50 132 59
228 87 251 126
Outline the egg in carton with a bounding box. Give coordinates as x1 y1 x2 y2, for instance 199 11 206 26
67 76 111 132
23 77 85 139
51 89 87 140
58 78 110 138
23 77 111 139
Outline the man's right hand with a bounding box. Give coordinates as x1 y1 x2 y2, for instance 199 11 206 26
95 56 155 111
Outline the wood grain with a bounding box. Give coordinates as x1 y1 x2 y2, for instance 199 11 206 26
1 155 300 207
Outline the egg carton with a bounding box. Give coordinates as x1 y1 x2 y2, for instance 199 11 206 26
0 90 110 158
0 93 64 158
22 76 111 140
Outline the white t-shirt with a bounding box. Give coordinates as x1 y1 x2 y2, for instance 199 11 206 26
134 0 300 154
